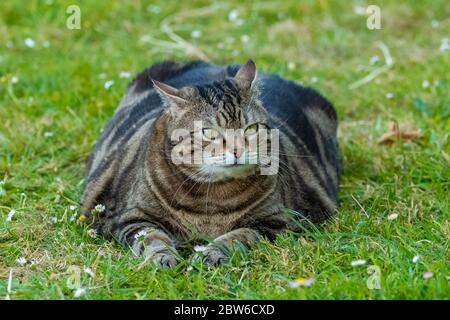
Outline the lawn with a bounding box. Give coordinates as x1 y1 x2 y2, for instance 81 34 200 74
0 0 449 299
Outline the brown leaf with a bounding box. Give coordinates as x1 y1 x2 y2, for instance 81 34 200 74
377 121 420 145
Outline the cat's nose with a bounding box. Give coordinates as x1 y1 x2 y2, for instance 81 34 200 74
234 147 243 159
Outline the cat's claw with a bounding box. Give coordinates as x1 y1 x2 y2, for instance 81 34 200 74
148 251 181 269
190 246 228 266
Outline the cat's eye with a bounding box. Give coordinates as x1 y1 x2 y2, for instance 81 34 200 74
245 123 259 135
202 128 220 140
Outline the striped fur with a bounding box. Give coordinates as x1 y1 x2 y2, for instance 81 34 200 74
81 60 339 267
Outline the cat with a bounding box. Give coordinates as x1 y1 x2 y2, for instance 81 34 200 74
81 59 339 268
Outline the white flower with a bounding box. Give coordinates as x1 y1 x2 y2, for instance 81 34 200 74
24 38 35 48
287 62 296 71
240 35 250 43
140 35 151 43
49 216 58 224
43 131 54 138
353 5 366 16
147 5 161 14
16 257 27 265
431 20 439 29
412 255 420 263
87 229 98 238
6 209 16 222
387 213 398 220
134 230 148 242
385 92 394 99
193 245 207 252
119 71 131 78
83 266 95 277
94 204 105 213
191 30 202 39
104 80 114 90
73 288 86 298
289 277 314 288
422 80 430 89
310 76 319 84
351 259 367 267
69 205 77 211
11 76 19 84
440 38 450 52
369 55 380 65
228 10 239 22
70 213 77 222
42 41 51 48
187 265 193 271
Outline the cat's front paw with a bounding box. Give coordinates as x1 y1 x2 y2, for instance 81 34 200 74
147 250 181 269
190 245 228 266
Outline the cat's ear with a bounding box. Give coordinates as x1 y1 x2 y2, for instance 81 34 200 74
151 78 187 104
234 59 257 89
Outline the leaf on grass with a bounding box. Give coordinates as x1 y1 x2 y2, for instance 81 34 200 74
377 122 420 145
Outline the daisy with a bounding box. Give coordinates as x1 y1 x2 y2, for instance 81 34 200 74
193 245 207 252
6 209 16 222
369 55 380 65
289 277 314 288
228 10 239 22
240 35 250 43
16 257 27 265
24 38 35 48
83 266 94 277
134 230 148 242
104 80 114 90
440 38 450 52
94 204 105 213
351 259 367 267
119 71 131 78
44 132 54 138
387 213 398 220
191 30 202 39
73 288 86 298
87 228 98 238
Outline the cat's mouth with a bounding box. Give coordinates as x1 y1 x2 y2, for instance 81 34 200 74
181 163 258 182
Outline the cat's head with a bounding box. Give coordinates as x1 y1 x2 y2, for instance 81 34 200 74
153 60 273 182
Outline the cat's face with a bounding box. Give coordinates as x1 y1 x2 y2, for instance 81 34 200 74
154 60 272 182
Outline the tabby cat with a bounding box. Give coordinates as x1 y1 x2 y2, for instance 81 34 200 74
82 60 339 268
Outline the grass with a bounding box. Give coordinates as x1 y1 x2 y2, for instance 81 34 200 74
0 0 449 300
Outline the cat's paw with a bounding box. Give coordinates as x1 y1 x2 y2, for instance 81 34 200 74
148 251 181 269
190 246 228 266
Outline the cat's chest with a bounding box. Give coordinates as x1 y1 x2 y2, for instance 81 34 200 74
175 211 246 239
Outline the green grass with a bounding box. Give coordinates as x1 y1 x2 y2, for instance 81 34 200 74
0 0 449 299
